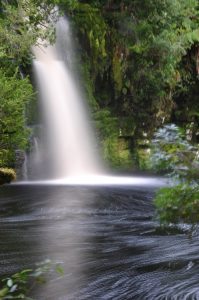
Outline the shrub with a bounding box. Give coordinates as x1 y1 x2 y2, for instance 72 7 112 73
0 168 16 185
150 124 199 180
0 260 64 299
155 184 199 224
151 123 199 224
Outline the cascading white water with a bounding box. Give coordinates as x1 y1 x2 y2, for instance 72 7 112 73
33 137 40 163
32 17 102 179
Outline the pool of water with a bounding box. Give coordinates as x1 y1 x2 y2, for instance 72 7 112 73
0 182 199 299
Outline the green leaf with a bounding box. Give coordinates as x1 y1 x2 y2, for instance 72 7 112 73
55 265 64 276
0 287 9 297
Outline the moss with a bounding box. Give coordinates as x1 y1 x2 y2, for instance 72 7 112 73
0 168 16 185
112 50 123 93
103 137 132 169
138 148 151 170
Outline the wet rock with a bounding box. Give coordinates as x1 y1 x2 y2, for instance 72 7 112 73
0 168 16 185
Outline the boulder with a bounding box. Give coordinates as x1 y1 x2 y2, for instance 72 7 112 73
0 168 16 185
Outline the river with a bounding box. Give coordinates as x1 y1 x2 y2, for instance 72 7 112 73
0 182 198 299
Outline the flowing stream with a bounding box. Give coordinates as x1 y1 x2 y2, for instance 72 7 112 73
0 183 198 299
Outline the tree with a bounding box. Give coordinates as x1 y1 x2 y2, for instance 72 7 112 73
0 0 57 167
0 0 56 66
0 69 33 166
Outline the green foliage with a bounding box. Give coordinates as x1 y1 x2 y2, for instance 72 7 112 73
0 168 16 185
0 0 57 65
150 124 199 180
155 184 199 224
103 137 132 169
0 259 64 299
79 61 98 109
0 69 33 166
0 0 59 168
94 109 118 139
68 2 107 63
152 123 199 225
128 0 199 132
137 148 151 171
94 110 133 168
66 0 199 144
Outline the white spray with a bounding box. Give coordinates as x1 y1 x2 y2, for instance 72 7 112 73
32 17 102 179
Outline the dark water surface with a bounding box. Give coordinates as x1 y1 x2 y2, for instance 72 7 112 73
0 183 199 299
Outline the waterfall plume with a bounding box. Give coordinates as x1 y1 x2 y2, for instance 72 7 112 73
32 17 102 179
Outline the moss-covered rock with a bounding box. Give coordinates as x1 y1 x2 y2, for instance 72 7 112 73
0 168 16 185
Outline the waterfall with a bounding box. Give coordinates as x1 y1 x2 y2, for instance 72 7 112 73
32 17 102 179
33 137 40 163
25 16 166 187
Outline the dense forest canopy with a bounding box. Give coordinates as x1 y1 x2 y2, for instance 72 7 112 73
0 0 198 169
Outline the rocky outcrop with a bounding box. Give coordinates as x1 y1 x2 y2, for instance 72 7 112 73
15 150 26 180
0 168 16 185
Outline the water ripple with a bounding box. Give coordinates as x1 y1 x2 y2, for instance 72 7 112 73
0 185 199 299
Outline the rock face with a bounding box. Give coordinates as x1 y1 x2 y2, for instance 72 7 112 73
15 150 26 180
0 168 16 185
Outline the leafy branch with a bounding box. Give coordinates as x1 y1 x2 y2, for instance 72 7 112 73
0 259 64 300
